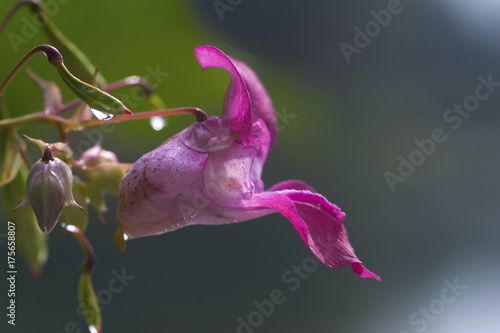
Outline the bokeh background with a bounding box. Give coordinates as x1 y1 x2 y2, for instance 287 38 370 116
1 0 500 332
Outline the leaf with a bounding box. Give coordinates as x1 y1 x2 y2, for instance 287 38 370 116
31 3 107 86
1 166 49 277
114 217 126 252
78 272 102 333
26 68 63 114
0 130 26 187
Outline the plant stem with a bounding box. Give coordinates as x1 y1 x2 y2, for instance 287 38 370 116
0 112 66 130
0 44 62 96
74 107 208 129
0 0 42 36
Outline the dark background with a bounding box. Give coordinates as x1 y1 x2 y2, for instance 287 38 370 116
1 0 499 332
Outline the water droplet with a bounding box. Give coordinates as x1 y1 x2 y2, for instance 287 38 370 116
150 116 167 131
123 234 129 241
91 108 114 120
88 325 99 333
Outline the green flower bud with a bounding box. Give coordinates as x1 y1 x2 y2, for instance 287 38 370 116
77 145 129 219
15 145 82 233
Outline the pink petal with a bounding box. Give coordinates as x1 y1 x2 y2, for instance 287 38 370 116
204 121 263 206
267 180 317 193
195 46 252 145
249 190 380 281
230 58 278 148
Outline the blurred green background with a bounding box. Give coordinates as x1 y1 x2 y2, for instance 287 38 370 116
1 0 500 332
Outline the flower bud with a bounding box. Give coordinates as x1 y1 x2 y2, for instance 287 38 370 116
77 145 128 218
15 145 82 233
79 145 118 168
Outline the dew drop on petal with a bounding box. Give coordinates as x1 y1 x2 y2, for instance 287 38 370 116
91 108 114 120
150 116 167 131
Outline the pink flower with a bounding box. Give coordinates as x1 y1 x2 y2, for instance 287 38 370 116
118 46 379 281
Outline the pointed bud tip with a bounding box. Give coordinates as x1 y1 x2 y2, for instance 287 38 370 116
124 107 133 115
42 145 54 161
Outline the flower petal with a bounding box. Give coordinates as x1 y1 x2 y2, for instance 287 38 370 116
195 46 252 144
267 180 317 193
204 121 263 206
230 58 278 148
250 189 380 280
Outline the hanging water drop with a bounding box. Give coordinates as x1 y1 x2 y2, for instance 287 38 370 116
91 108 114 121
88 325 99 333
150 116 168 131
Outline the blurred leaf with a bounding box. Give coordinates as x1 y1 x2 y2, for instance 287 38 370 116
0 129 25 187
78 272 102 333
1 165 49 277
34 0 107 86
26 68 62 114
114 217 126 252
60 175 88 232
146 93 166 110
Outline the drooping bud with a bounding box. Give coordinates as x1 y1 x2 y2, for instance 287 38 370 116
15 145 82 233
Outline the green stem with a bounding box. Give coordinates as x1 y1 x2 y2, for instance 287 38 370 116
64 224 95 273
0 0 42 36
0 112 65 130
0 44 62 96
0 112 67 142
0 111 66 127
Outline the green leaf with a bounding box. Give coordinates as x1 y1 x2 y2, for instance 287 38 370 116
1 166 48 277
78 272 102 333
0 130 25 187
114 217 126 252
60 176 88 232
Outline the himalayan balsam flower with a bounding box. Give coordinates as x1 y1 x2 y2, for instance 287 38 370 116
118 45 379 280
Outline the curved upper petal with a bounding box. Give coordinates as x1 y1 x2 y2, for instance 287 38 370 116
248 189 380 280
195 46 252 145
230 58 277 148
